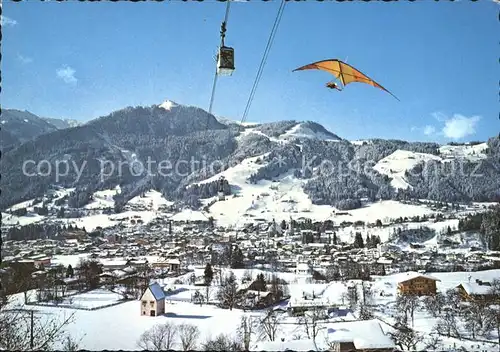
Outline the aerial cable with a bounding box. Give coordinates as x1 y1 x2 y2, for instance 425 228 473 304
238 0 286 128
227 0 286 241
207 0 232 116
201 0 233 182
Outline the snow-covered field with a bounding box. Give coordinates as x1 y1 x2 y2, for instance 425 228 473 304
197 150 440 228
84 189 118 210
1 189 173 232
6 268 499 351
439 143 489 161
0 179 488 233
372 144 489 190
373 150 442 190
32 289 125 310
126 190 174 211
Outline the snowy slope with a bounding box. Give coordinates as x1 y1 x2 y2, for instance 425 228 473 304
198 154 334 226
280 122 342 142
195 153 437 228
159 99 178 111
84 188 120 210
6 268 499 351
126 190 173 211
439 142 488 161
373 150 442 190
373 143 489 190
215 115 259 127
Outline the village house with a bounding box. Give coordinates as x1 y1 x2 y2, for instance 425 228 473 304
286 282 347 316
252 319 396 352
140 282 166 317
397 272 440 296
29 254 52 269
294 260 314 284
241 290 276 309
324 319 396 352
151 257 181 273
456 280 500 303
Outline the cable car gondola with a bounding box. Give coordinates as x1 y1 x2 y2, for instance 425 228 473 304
216 19 235 76
217 45 235 76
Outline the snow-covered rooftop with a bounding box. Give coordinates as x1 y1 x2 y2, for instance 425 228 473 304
458 282 494 296
392 271 441 284
326 319 395 350
148 282 166 301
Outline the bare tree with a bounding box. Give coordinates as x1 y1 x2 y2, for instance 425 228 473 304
396 294 420 327
192 290 205 307
326 341 342 352
61 334 81 352
361 281 373 306
242 270 253 283
388 323 424 351
0 306 76 351
237 315 256 351
434 309 460 338
298 306 325 345
178 323 200 351
201 333 243 351
423 292 446 318
343 284 359 310
205 281 212 304
324 266 340 282
486 305 500 351
461 301 490 339
259 309 283 342
359 304 375 320
423 333 442 350
136 322 177 351
445 288 462 311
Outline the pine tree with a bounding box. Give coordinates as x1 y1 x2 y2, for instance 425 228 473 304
230 247 244 269
255 273 267 292
208 216 215 228
204 263 214 285
217 271 238 310
66 264 74 278
354 232 365 248
280 219 287 230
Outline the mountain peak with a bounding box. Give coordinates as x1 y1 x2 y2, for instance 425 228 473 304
282 121 342 142
159 99 178 111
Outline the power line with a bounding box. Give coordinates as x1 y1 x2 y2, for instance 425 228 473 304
208 0 232 116
238 0 286 127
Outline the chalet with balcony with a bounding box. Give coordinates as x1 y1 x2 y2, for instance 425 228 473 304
397 272 440 296
456 280 500 303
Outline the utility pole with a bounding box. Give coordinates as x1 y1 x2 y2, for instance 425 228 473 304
30 310 34 350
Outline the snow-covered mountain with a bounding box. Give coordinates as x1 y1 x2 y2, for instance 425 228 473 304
279 121 342 142
42 117 81 129
1 99 499 213
0 109 82 148
1 109 59 145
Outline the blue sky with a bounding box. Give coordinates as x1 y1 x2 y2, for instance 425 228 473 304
2 0 498 142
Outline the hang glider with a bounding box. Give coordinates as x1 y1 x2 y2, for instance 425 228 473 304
293 59 399 101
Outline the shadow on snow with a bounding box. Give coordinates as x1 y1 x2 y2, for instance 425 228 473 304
163 312 211 319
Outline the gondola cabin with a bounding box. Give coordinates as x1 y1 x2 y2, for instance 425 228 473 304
217 46 235 76
218 176 226 201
